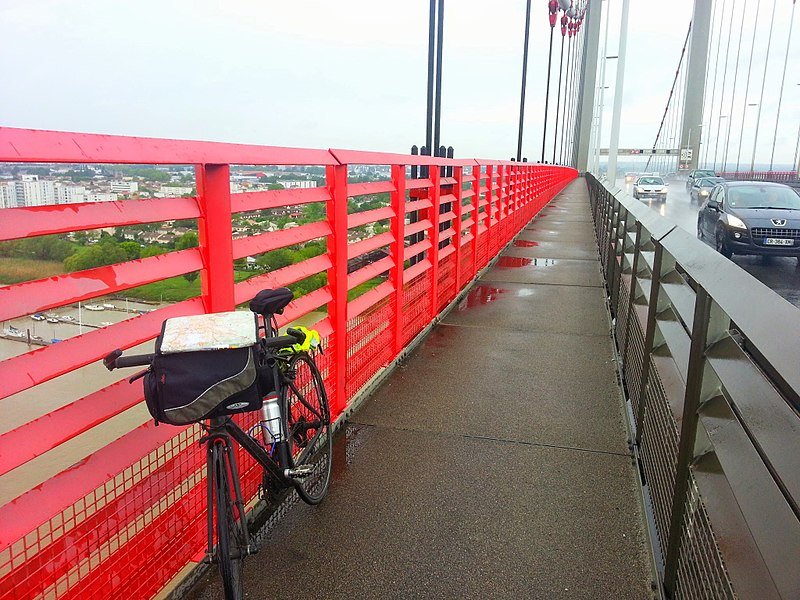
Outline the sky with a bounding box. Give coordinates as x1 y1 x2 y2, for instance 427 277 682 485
1 0 798 166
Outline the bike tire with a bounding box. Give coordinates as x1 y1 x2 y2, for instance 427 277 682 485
213 443 246 600
283 352 333 505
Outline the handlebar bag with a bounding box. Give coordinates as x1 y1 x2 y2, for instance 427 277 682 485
144 311 267 425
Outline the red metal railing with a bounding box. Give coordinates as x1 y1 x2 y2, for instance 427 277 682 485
0 127 576 599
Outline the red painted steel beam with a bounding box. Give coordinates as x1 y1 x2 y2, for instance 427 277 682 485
347 181 395 196
347 206 395 229
232 254 333 305
0 377 142 477
231 221 332 260
325 164 349 416
403 259 432 284
390 164 405 356
274 286 333 328
0 419 181 552
0 248 202 322
347 256 394 290
404 239 432 261
406 178 433 190
404 219 432 239
0 126 339 165
347 232 394 260
196 164 234 313
405 199 433 213
231 187 331 213
0 196 200 242
0 298 204 402
330 148 474 167
347 280 395 321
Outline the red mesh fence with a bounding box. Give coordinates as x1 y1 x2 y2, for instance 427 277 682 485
0 127 577 599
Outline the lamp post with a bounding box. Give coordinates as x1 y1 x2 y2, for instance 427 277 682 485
713 114 728 171
735 103 758 175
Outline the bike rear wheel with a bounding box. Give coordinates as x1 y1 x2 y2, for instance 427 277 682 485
284 353 333 505
213 443 246 600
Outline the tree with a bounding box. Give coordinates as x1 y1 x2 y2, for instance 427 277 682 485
175 231 199 250
267 183 285 191
256 248 294 271
141 246 167 258
64 242 129 272
183 270 199 283
119 241 142 260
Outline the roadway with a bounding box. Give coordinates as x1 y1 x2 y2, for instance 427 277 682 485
619 178 800 308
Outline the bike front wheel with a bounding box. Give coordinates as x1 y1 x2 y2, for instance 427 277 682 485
212 443 246 600
284 352 333 505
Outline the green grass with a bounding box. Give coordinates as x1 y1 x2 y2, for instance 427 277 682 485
347 277 384 301
0 257 65 284
126 271 255 302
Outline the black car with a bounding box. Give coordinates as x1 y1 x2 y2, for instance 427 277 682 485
689 176 725 203
697 181 800 260
686 168 717 191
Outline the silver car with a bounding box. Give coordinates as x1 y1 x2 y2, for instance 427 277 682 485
633 176 669 202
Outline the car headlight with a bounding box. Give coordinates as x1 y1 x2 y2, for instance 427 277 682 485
727 215 747 230
699 190 709 196
634 187 642 193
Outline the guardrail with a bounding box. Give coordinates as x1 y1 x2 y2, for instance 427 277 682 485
0 127 576 599
587 174 800 599
718 170 799 184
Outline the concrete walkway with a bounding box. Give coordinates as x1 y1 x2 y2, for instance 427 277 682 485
188 179 654 600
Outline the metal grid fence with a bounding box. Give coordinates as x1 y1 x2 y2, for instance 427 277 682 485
588 174 800 599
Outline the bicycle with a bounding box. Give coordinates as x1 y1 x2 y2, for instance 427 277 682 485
103 288 333 600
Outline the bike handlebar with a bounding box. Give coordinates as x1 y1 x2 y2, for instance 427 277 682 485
103 329 305 371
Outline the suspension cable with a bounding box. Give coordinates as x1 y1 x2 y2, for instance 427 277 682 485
713 0 738 170
702 0 727 167
721 0 749 172
750 0 777 172
734 0 762 173
644 22 692 172
769 0 797 171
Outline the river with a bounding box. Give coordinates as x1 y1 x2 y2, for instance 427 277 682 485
0 300 326 506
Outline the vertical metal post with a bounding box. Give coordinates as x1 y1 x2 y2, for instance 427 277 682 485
620 221 643 360
434 0 445 155
426 0 436 155
429 165 441 318
607 0 630 184
325 164 349 416
390 164 406 356
471 164 481 277
485 165 494 255
195 163 234 314
454 166 464 291
679 0 714 171
635 241 664 445
542 23 556 163
517 0 533 162
663 286 713 596
552 25 567 164
575 0 603 172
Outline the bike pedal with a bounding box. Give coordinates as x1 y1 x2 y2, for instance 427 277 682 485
284 465 314 479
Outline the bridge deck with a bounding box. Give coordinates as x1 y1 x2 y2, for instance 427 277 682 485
188 179 654 599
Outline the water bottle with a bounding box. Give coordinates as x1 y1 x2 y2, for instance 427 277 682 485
259 392 283 446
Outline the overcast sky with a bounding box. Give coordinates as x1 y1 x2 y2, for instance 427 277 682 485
1 0 798 166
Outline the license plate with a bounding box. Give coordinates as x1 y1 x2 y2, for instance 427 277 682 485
764 238 794 246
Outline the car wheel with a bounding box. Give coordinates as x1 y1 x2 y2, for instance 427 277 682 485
715 230 732 258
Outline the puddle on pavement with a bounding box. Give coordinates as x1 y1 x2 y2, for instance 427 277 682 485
513 240 539 248
496 256 557 268
455 284 537 311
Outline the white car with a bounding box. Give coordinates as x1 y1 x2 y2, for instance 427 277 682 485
633 176 668 202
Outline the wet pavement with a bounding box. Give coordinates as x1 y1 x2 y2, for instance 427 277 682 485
620 178 800 308
187 179 654 600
